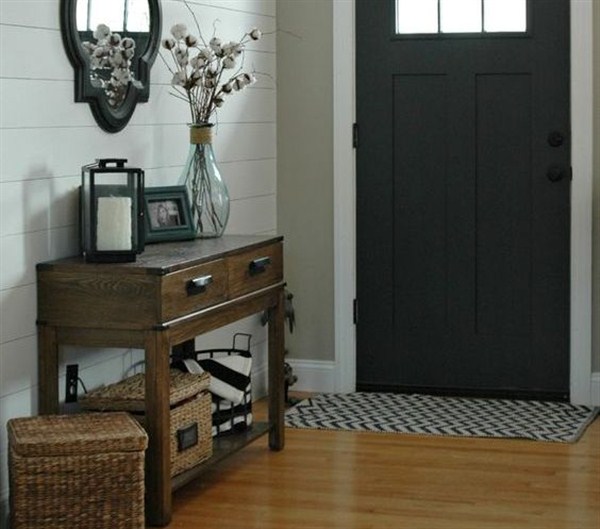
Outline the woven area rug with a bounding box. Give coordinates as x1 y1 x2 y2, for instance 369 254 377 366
285 392 599 443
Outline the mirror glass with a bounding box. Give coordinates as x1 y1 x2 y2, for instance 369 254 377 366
77 0 150 33
60 0 161 132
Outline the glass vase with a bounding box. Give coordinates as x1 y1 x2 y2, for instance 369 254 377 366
179 124 230 238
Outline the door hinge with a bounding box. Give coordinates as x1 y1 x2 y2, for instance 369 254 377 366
569 166 573 181
353 123 359 149
353 298 358 325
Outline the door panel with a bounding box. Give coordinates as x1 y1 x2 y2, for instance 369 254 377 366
393 74 448 333
356 0 570 397
476 74 532 337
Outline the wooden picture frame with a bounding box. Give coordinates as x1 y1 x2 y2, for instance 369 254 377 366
144 186 196 243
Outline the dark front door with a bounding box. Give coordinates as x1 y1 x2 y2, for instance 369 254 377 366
356 0 571 398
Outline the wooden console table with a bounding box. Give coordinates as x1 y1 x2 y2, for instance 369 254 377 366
36 235 285 526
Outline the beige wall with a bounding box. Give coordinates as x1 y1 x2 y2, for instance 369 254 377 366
593 0 600 371
276 0 334 361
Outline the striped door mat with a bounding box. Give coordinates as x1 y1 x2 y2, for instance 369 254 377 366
284 392 598 443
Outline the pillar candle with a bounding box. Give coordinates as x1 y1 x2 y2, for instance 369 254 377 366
96 196 132 251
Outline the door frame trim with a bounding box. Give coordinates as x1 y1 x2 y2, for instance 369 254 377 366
333 0 595 405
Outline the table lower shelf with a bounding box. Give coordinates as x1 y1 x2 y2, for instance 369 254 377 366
171 422 270 491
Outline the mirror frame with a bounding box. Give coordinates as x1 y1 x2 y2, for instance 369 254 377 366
60 0 162 133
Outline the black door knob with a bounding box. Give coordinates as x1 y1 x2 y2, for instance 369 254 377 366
547 131 565 147
547 165 566 182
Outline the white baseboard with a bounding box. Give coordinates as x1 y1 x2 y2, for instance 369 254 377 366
286 359 336 393
284 364 600 404
591 372 600 406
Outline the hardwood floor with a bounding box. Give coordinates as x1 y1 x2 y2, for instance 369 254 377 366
169 396 600 529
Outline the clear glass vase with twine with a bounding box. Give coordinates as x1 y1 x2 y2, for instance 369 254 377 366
180 124 230 238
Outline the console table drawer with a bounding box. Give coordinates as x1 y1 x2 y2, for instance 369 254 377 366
228 243 283 298
37 269 158 328
161 259 227 321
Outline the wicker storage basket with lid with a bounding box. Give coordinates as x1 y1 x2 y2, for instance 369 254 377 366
81 369 212 477
8 412 147 529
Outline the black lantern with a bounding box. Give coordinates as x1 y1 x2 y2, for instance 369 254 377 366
80 159 145 262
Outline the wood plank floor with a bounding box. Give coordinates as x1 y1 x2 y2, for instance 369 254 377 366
169 396 600 529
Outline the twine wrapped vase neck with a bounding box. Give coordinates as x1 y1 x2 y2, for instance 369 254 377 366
190 125 213 145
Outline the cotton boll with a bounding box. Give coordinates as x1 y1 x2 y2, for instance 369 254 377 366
122 37 135 50
210 40 224 58
82 41 96 54
109 33 121 46
209 37 222 52
113 67 131 84
185 34 198 47
221 42 232 56
174 47 189 67
162 38 176 50
110 53 124 66
249 28 261 40
223 56 235 69
199 48 213 60
94 24 111 40
171 24 188 40
171 71 186 86
190 55 206 69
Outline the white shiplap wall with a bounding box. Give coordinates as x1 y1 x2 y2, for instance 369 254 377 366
0 0 276 519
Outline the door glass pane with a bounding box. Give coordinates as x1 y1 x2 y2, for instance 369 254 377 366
484 0 527 32
440 0 482 33
396 0 438 34
395 0 526 35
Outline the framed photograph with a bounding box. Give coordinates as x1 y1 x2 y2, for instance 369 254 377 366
143 186 196 243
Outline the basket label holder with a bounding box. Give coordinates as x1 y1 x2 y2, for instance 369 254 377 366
177 423 198 452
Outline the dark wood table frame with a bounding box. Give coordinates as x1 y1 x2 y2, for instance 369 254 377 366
36 236 286 526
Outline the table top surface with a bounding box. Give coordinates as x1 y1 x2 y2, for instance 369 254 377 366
37 234 283 275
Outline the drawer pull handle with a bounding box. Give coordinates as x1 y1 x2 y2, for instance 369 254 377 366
187 275 213 296
249 256 271 275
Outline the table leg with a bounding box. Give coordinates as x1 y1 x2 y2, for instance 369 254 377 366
38 325 59 415
268 288 285 451
144 330 172 526
172 338 196 361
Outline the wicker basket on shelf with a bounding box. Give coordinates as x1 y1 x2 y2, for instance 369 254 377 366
81 369 212 477
8 412 147 529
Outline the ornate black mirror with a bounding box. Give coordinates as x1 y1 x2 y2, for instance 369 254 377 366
60 0 162 133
